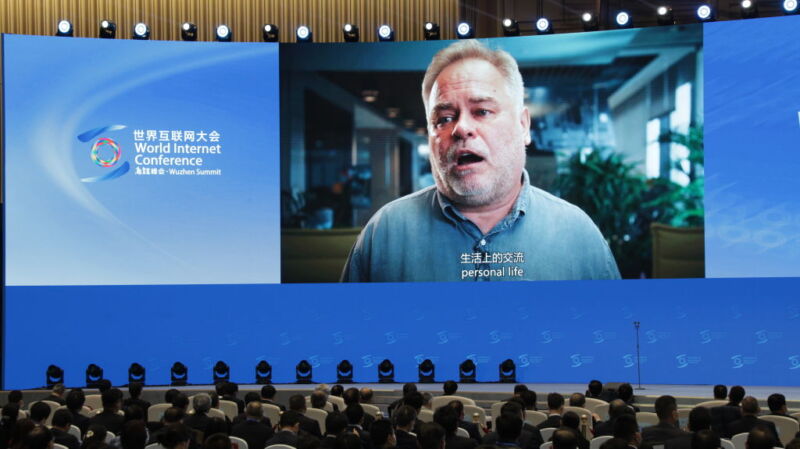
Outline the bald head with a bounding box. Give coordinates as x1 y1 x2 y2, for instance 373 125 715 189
741 397 760 415
246 401 263 418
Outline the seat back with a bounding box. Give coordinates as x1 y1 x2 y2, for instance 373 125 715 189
541 427 556 442
84 395 102 411
490 402 506 420
145 444 164 449
636 412 659 428
218 400 239 420
54 444 69 449
540 443 553 449
105 432 116 444
696 400 728 409
267 445 296 449
760 415 800 446
230 436 249 449
583 398 608 413
731 433 749 449
207 408 226 420
720 440 734 449
590 436 613 449
456 427 470 438
677 408 692 430
68 425 82 441
262 404 281 426
525 411 548 427
148 403 172 423
418 409 434 423
328 396 346 410
588 401 610 421
464 405 487 430
432 395 476 410
305 408 328 435
362 404 381 418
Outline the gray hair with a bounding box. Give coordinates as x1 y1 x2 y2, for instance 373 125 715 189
421 40 525 114
193 393 211 413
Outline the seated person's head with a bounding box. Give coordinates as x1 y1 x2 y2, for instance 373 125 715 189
495 414 523 444
360 388 374 403
561 411 580 430
608 400 630 420
612 414 640 445
500 400 524 421
443 381 458 396
654 396 678 422
163 407 185 425
403 383 418 396
51 409 73 430
156 423 192 449
514 385 529 395
2 403 20 425
688 407 711 432
746 427 777 449
740 397 760 416
729 386 745 405
713 385 727 400
102 389 122 411
617 384 634 403
520 390 537 410
279 411 302 432
165 389 180 404
343 388 361 406
124 405 144 422
245 401 262 419
418 423 446 449
394 405 417 430
311 391 328 409
29 402 51 423
205 418 228 437
98 380 112 394
261 385 277 400
66 389 86 411
8 391 23 405
767 394 786 414
691 429 720 449
204 433 232 449
84 424 108 449
193 393 211 414
370 419 395 449
120 420 148 449
244 392 260 405
325 412 349 437
547 393 565 412
345 404 364 426
128 383 143 400
433 406 459 437
334 433 362 449
553 429 578 449
298 435 321 449
289 394 307 412
171 393 189 411
587 380 603 397
449 400 465 419
569 393 586 408
26 425 54 449
404 392 424 412
331 385 344 397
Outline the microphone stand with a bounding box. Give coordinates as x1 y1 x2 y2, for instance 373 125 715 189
634 321 644 390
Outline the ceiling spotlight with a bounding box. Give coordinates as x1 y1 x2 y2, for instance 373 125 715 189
128 363 145 384
657 6 675 25
696 4 715 21
296 25 312 43
377 24 395 41
133 22 150 40
255 360 272 384
502 18 520 36
418 359 435 383
535 17 553 34
263 24 279 42
296 360 313 383
85 364 104 388
424 22 440 40
337 360 354 383
181 22 197 41
56 20 73 37
581 12 599 31
46 365 64 388
456 22 474 39
783 0 798 13
459 359 477 383
343 23 359 42
615 11 632 28
499 359 517 383
741 0 759 18
378 359 395 383
215 24 231 41
170 362 188 386
99 20 116 39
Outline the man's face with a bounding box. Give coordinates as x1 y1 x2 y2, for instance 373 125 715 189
426 57 531 207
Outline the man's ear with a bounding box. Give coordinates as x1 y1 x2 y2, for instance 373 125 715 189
520 107 531 146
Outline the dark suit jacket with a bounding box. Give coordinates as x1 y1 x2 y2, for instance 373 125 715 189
46 395 67 406
726 416 781 445
664 434 693 449
459 421 481 442
320 436 338 449
347 425 372 449
267 430 299 447
68 409 91 435
641 422 690 444
232 419 276 449
537 415 562 430
184 412 211 434
396 429 419 449
52 428 80 449
123 398 151 415
361 413 375 432
483 428 542 449
711 406 742 438
299 414 323 438
89 410 125 434
446 435 477 449
595 419 615 437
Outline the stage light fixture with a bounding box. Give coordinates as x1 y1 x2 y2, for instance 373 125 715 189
170 362 188 386
85 364 104 388
99 20 116 38
581 12 599 31
133 22 150 40
336 360 354 383
255 361 273 384
128 363 145 384
783 0 799 13
424 22 440 40
56 20 73 37
741 0 758 18
459 359 477 383
378 359 395 383
377 24 395 41
696 4 715 21
213 361 230 383
456 22 474 39
615 11 632 28
342 23 359 42
418 359 435 383
215 24 232 42
657 6 675 25
181 22 197 41
263 24 279 42
296 360 313 383
46 365 64 388
296 25 313 43
502 18 520 36
535 17 553 34
499 359 516 383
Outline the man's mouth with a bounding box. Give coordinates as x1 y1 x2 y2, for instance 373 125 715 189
455 150 485 166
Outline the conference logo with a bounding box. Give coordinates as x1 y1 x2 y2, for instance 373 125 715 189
788 356 800 370
676 354 701 368
731 354 758 368
623 354 648 368
77 124 130 182
570 354 594 368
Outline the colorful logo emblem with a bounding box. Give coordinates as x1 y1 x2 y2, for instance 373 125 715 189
91 138 121 167
77 124 129 183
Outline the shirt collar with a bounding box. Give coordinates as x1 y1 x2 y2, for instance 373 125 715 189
436 169 531 223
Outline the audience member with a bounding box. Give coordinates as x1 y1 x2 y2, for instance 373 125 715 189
388 384 418 418
345 404 372 449
712 386 727 401
418 423 446 449
203 433 232 449
394 406 419 449
553 429 579 449
344 388 375 431
311 391 330 411
0 403 21 449
322 412 349 449
641 396 689 444
184 393 212 435
120 420 148 449
289 394 323 438
204 418 229 437
165 390 181 406
617 384 639 413
28 403 51 426
149 408 185 444
434 405 475 449
560 412 589 449
81 424 108 449
7 392 24 410
785 438 800 449
260 385 286 412
66 389 90 435
266 411 302 447
519 390 538 412
231 402 274 449
728 387 746 408
690 430 720 449
612 415 641 449
482 399 542 449
221 383 244 416
371 419 396 449
97 380 113 394
596 400 633 437
767 394 796 421
331 386 345 398
448 401 480 442
25 425 54 449
172 394 190 414
665 407 712 449
538 394 565 429
443 382 458 397
90 389 125 434
745 427 778 449
495 415 523 449
123 383 150 418
45 384 67 406
727 397 780 444
156 423 192 449
361 388 375 405
335 432 363 449
51 409 80 449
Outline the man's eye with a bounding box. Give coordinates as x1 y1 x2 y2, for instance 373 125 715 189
436 116 455 126
475 109 492 116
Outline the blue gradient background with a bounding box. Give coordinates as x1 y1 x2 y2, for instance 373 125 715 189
3 35 281 285
705 16 800 277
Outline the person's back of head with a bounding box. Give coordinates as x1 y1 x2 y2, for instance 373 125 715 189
746 427 777 449
729 386 745 406
691 429 720 449
204 433 232 449
289 394 307 412
128 383 143 400
588 380 603 398
2 403 20 427
10 418 34 449
617 384 634 403
608 400 629 420
120 420 148 449
101 389 120 411
8 391 23 405
163 407 185 425
360 388 374 403
496 414 523 443
433 406 458 437
98 380 112 394
612 414 639 445
29 402 51 423
193 393 211 415
767 394 786 414
448 400 464 419
553 429 579 449
261 385 277 400
52 383 66 397
443 381 458 396
83 424 107 449
331 385 344 398
244 392 260 405
209 393 220 409
52 409 73 429
741 397 759 416
157 423 192 449
520 390 537 410
214 383 225 397
786 438 800 449
243 401 262 420
418 423 446 449
713 385 727 401
205 418 228 437
325 412 349 437
334 432 362 449
500 400 524 421
225 382 238 396
403 383 418 396
600 438 631 449
165 389 180 404
66 390 85 412
311 391 327 409
514 385 529 395
26 424 53 449
171 393 189 411
345 404 364 426
569 393 586 408
688 407 711 432
370 419 394 448
395 405 417 429
404 392 424 412
343 388 360 406
547 393 565 412
279 411 302 430
124 405 144 422
561 412 580 430
654 396 678 422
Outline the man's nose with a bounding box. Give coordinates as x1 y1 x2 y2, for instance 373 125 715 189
452 114 477 140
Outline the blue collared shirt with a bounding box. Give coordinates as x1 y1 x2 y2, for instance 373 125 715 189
341 171 621 282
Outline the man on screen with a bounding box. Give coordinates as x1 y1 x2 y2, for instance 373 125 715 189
341 40 620 282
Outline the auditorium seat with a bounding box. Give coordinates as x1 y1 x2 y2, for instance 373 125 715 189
218 400 239 420
362 403 381 418
760 415 799 446
583 398 609 419
148 403 171 422
145 443 163 449
230 436 249 449
54 444 68 449
68 425 81 440
463 404 487 431
636 412 659 428
591 436 613 449
592 403 610 421
541 428 556 442
328 396 346 410
696 400 728 408
262 403 281 427
540 442 553 449
678 408 692 429
105 432 115 444
490 402 505 421
419 409 433 423
456 428 470 438
282 228 362 283
720 440 734 449
84 394 102 410
731 433 748 449
305 407 328 434
525 411 548 427
267 445 296 449
431 395 476 409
